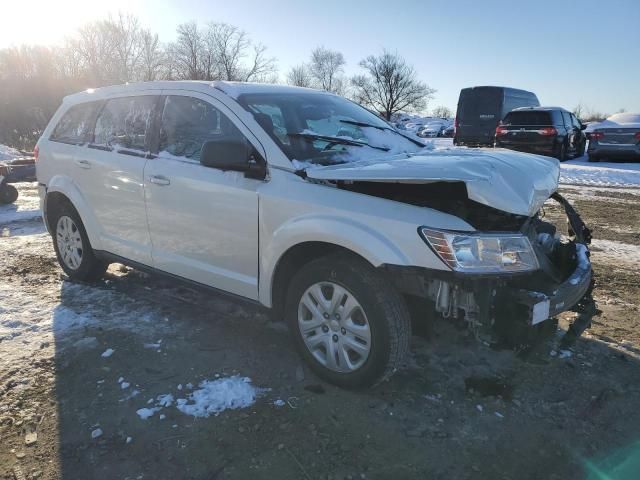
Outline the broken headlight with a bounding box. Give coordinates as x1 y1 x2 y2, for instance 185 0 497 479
420 228 539 273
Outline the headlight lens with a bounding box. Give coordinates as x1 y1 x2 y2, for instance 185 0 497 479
420 228 539 273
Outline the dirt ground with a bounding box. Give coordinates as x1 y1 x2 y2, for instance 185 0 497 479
1 182 640 480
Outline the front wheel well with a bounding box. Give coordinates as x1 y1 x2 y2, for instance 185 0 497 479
270 242 373 321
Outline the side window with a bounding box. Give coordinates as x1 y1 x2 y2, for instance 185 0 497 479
561 111 573 128
50 103 98 145
93 96 156 151
159 96 246 162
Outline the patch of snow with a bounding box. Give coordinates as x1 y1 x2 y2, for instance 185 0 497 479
126 436 132 444
476 404 484 413
159 414 166 420
560 160 640 187
136 408 159 420
0 143 21 161
273 399 286 407
121 382 130 389
558 350 573 359
590 239 640 267
101 348 114 358
117 377 124 383
175 376 264 418
91 428 103 439
143 342 161 349
156 393 174 407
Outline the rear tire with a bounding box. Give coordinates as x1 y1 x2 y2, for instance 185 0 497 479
588 154 599 163
0 184 18 204
556 142 568 161
50 202 108 282
284 253 411 389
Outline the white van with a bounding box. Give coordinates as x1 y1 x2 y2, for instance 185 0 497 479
36 81 594 388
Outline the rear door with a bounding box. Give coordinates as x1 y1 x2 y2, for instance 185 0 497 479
456 87 503 144
143 91 262 300
42 102 100 191
77 93 159 265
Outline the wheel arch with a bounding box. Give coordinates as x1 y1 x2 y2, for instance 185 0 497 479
44 176 103 250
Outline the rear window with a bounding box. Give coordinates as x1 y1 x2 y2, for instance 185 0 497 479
50 103 99 144
502 111 552 126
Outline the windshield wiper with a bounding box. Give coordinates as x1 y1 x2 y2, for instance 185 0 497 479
339 119 387 131
287 132 390 152
339 119 425 148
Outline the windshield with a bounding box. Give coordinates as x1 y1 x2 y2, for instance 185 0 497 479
236 92 423 166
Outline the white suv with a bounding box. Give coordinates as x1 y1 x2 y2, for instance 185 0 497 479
36 81 594 388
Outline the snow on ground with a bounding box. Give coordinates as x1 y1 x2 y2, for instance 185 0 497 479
0 143 21 161
590 238 640 266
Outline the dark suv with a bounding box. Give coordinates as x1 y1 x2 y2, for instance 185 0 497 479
495 107 587 161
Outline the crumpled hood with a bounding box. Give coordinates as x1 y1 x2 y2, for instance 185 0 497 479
305 148 560 217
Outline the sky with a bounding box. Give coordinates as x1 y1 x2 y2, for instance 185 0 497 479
2 0 639 114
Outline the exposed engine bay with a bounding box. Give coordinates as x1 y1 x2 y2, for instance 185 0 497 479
337 180 528 231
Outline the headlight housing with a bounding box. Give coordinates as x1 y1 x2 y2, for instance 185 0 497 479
420 227 539 273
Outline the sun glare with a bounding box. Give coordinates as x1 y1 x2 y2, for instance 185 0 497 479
0 0 143 47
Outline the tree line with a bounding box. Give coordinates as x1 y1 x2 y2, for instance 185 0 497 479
0 13 440 150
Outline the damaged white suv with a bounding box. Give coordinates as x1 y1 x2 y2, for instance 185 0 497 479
36 82 595 388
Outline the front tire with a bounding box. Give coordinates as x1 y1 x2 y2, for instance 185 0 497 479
284 253 411 389
50 202 108 282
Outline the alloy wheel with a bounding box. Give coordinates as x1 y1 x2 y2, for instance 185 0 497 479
56 215 83 270
297 281 372 373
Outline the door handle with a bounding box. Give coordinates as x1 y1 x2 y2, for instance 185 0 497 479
149 175 170 186
74 159 91 169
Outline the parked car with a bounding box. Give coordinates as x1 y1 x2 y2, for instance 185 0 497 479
36 81 594 388
441 124 455 138
586 112 640 162
495 107 587 161
454 86 540 147
0 157 36 204
417 121 448 138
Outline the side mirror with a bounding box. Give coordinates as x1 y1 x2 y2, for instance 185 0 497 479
580 124 587 130
200 138 250 171
200 138 266 179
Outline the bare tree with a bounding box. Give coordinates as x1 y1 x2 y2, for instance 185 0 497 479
351 50 435 120
286 64 313 87
169 22 206 80
309 46 345 94
138 31 165 81
168 21 277 82
111 13 144 82
431 106 453 118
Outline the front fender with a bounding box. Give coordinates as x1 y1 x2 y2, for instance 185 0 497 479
259 214 416 307
45 175 103 250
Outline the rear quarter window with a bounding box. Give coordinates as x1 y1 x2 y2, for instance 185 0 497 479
50 103 99 145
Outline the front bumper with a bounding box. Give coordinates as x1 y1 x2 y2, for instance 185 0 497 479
384 192 596 346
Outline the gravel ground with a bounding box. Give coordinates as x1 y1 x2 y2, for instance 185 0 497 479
1 181 640 480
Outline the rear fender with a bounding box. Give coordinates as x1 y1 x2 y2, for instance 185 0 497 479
45 175 103 250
